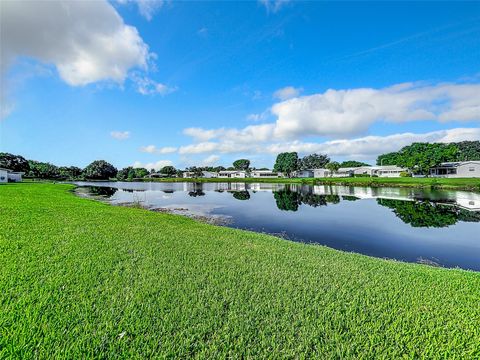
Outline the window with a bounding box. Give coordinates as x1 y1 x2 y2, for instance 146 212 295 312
469 168 475 172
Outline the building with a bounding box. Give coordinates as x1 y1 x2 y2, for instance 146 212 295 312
430 161 480 178
372 166 407 178
182 171 195 178
218 170 246 178
0 168 24 183
0 168 8 183
202 171 218 178
305 165 407 178
251 170 282 178
295 170 314 178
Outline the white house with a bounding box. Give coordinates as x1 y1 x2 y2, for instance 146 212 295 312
218 170 246 178
0 168 8 183
430 161 480 178
182 171 195 178
295 170 314 178
202 171 218 178
0 168 24 183
372 166 407 178
251 170 283 178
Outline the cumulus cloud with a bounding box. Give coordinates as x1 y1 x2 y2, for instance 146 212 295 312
1 0 151 87
117 0 165 21
140 145 177 154
132 159 173 170
176 127 480 160
273 86 302 100
271 82 480 139
200 155 220 166
259 0 291 13
110 131 131 140
131 73 177 96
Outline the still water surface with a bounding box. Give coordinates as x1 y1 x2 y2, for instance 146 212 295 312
74 181 480 271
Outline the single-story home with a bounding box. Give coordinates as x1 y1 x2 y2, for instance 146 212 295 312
305 165 407 178
0 168 24 183
430 161 480 178
218 170 246 178
0 168 8 183
372 166 407 178
295 170 314 178
182 171 218 178
250 170 283 178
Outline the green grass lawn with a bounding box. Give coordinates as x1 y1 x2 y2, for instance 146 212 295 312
144 176 480 191
1 183 480 358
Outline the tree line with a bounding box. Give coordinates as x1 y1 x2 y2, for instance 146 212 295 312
376 141 480 175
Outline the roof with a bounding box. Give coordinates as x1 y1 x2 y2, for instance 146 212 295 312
219 170 245 173
436 161 480 167
0 167 11 171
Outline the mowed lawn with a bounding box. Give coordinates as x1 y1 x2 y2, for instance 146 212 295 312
1 184 480 358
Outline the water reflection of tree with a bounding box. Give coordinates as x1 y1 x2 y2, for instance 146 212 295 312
188 190 205 197
232 191 250 201
274 189 301 211
273 189 341 211
376 199 480 228
88 186 117 198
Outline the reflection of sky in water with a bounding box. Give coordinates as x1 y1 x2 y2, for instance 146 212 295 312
75 181 480 271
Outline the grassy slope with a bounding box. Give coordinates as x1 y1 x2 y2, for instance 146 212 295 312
1 183 479 358
143 176 480 191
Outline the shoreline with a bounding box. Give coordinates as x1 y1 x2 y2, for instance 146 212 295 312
135 176 480 192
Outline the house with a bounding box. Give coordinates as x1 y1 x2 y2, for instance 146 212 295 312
182 171 195 178
430 161 480 178
0 168 8 183
0 168 24 183
308 165 407 178
218 170 246 178
251 170 283 178
372 166 407 178
295 170 314 178
202 171 218 178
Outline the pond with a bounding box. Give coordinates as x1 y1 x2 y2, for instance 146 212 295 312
74 181 480 271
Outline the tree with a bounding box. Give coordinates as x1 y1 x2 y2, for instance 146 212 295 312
233 159 250 171
117 167 133 181
160 166 177 177
133 168 149 178
273 152 299 177
340 160 370 168
456 141 480 161
300 153 330 170
83 160 117 180
325 161 340 177
213 166 226 172
0 153 30 172
186 166 203 178
28 160 59 179
58 166 82 180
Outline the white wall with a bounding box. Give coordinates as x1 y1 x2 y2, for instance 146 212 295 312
0 170 8 183
456 163 480 178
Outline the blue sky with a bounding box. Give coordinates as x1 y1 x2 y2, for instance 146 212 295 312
1 0 479 170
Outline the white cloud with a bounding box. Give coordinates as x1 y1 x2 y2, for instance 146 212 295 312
1 1 151 87
140 145 177 154
132 159 173 170
273 86 302 100
110 131 131 140
198 27 208 37
200 155 220 166
176 127 480 160
131 74 177 96
271 82 480 139
117 0 165 21
259 0 291 13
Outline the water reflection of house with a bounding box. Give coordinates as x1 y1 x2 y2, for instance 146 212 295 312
430 161 480 178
